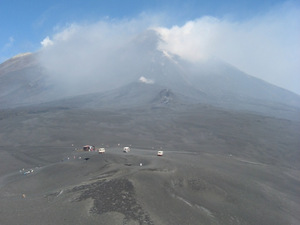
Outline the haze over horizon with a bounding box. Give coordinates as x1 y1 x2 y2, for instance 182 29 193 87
1 0 299 95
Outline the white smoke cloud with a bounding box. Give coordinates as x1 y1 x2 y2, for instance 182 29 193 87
38 2 300 95
139 76 154 84
38 18 161 95
40 36 54 47
155 2 300 94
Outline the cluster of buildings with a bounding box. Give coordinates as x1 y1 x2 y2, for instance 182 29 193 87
82 145 163 156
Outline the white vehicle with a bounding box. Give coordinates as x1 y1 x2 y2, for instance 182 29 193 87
23 169 34 175
98 148 106 154
157 151 164 156
123 147 130 153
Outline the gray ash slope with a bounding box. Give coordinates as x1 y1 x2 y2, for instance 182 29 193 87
42 82 198 110
0 53 59 108
0 30 299 121
0 30 300 225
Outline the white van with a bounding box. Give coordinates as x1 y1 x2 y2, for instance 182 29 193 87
123 147 130 153
98 148 106 154
157 151 163 156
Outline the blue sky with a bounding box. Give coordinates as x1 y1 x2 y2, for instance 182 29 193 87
0 0 292 61
0 0 300 94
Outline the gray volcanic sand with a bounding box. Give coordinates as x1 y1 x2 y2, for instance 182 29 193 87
0 106 299 225
0 147 299 225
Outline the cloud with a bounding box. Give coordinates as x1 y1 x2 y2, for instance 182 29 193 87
139 76 154 84
38 17 161 95
38 2 300 95
40 36 54 47
155 2 300 94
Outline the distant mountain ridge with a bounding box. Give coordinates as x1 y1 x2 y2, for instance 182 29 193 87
0 31 299 121
0 52 36 76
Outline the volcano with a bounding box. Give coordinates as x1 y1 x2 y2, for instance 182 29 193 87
1 31 299 120
0 30 299 225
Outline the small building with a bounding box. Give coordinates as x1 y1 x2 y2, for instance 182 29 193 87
123 147 130 153
157 151 164 156
98 148 106 154
83 145 95 151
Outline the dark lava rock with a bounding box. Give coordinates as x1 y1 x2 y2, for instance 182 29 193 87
72 178 153 225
